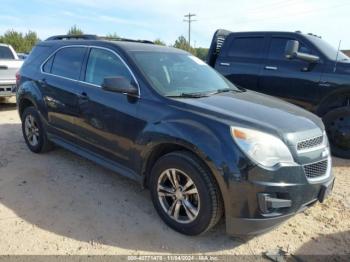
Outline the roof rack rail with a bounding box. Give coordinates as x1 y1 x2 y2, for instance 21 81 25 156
46 35 99 41
46 34 154 44
100 36 154 44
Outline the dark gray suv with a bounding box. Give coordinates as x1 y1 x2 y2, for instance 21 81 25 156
16 35 334 236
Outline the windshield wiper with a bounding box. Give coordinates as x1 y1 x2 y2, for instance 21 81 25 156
167 92 209 98
212 88 241 95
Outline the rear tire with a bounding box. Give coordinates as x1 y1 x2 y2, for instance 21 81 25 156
149 151 223 235
21 107 53 153
323 107 350 159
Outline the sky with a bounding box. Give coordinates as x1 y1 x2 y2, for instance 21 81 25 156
0 0 350 49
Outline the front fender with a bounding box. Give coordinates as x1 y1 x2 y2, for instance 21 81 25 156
134 117 245 220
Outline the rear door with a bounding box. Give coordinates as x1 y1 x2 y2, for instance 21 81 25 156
215 34 268 90
259 35 324 110
41 46 87 141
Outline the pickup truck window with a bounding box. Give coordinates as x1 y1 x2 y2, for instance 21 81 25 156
268 38 311 60
227 37 264 58
132 52 238 97
50 47 86 80
305 35 349 61
85 48 132 86
0 46 15 59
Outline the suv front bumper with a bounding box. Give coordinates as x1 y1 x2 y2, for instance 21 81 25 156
224 159 334 236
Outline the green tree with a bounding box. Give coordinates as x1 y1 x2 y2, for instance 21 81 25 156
173 36 196 55
0 30 23 52
23 31 40 52
105 33 121 40
0 30 40 53
194 47 209 61
154 39 166 46
67 25 84 36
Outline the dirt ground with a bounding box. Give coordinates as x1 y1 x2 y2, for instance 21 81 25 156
0 99 349 258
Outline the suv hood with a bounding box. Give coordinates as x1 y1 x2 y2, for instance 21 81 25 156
176 90 324 141
336 61 350 74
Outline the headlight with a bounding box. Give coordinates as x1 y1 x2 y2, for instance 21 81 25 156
231 126 295 168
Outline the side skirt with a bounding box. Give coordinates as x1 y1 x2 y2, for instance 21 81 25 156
47 133 142 183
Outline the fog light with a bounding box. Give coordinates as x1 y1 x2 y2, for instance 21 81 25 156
258 193 292 214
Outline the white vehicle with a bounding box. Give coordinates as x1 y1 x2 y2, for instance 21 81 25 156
0 44 23 98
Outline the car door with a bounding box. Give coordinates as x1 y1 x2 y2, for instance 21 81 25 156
259 36 324 110
77 47 143 168
41 46 87 141
215 34 267 90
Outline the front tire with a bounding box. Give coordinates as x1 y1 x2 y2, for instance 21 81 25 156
323 107 350 159
21 107 53 153
149 151 223 235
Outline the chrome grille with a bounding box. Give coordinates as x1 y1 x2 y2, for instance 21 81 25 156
303 159 328 179
297 135 323 151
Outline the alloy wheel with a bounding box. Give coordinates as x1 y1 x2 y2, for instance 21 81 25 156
157 168 200 224
24 114 40 147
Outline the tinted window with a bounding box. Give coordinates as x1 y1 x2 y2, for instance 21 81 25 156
43 56 54 73
0 46 15 59
268 38 312 60
85 48 132 86
132 52 238 96
305 35 349 61
51 47 86 80
227 37 264 58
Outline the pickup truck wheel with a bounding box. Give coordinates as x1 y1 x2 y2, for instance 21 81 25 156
323 107 350 159
149 151 223 235
21 107 53 153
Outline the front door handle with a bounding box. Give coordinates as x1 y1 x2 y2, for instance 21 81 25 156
264 66 278 71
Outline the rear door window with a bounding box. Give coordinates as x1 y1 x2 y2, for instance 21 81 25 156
50 47 86 80
268 37 312 60
227 37 265 58
85 48 133 86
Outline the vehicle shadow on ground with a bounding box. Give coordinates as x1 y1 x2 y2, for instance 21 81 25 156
0 122 244 253
0 101 16 112
293 230 350 258
332 157 350 168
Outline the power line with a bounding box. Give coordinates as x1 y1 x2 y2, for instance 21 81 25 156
183 13 196 47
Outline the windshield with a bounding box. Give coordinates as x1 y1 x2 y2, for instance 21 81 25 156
306 35 349 61
0 46 15 59
131 51 239 97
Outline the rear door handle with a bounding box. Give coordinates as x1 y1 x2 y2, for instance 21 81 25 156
38 78 47 86
264 66 278 71
220 62 231 66
78 92 89 101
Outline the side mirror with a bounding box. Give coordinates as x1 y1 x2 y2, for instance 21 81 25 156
285 40 299 59
102 77 138 96
285 40 320 63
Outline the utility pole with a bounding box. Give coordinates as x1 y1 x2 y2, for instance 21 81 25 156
183 13 196 47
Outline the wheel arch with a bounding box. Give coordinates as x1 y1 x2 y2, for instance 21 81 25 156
18 97 36 118
316 88 350 116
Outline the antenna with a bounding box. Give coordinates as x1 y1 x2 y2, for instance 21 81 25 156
334 40 341 73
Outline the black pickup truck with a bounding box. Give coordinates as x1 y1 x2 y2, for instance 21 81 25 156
208 30 350 158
